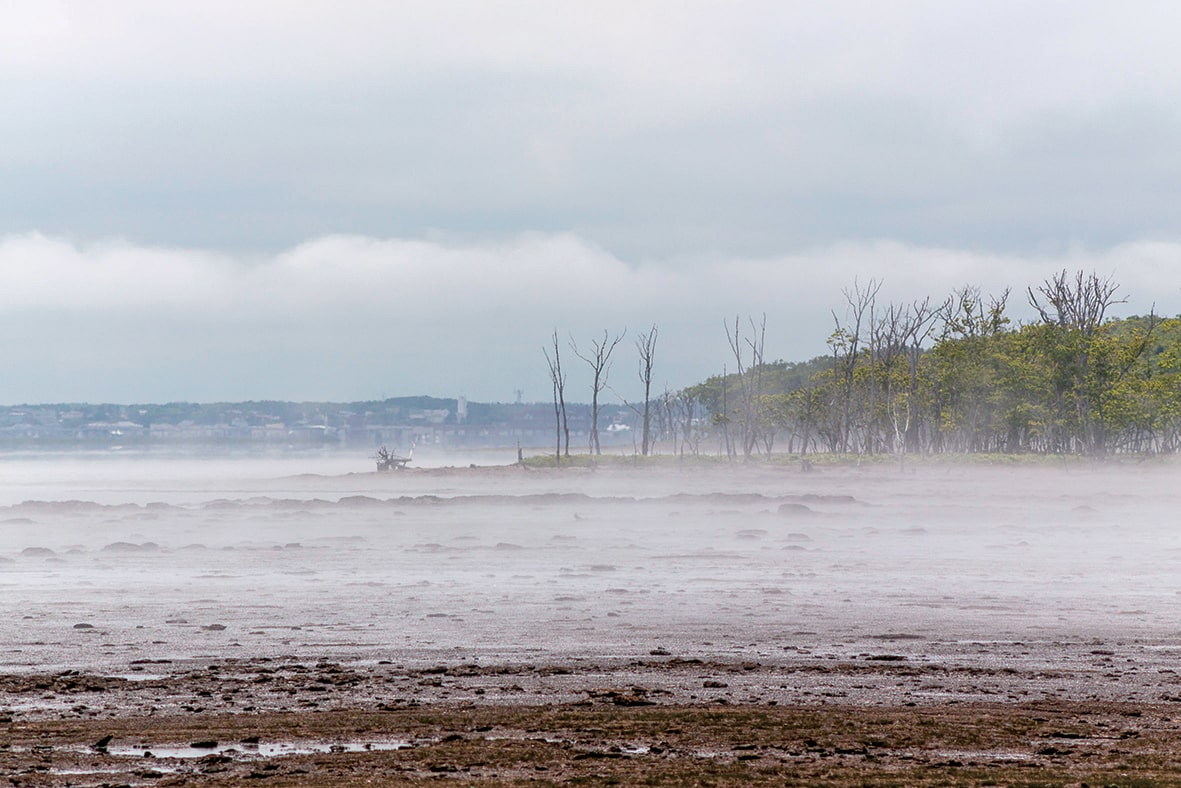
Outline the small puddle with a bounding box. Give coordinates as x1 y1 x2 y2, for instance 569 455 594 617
94 739 412 759
55 764 181 776
932 749 1033 762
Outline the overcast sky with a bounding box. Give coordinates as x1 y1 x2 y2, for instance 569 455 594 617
3 1 1180 404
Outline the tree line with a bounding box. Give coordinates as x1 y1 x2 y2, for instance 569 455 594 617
547 270 1181 460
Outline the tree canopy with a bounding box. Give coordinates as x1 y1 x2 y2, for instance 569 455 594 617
666 271 1175 457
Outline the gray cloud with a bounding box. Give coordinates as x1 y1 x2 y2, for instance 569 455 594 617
3 3 1181 258
0 233 1174 404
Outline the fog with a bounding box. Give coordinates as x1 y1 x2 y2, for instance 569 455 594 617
3 455 1180 702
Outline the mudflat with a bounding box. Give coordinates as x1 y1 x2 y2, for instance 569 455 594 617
3 457 1181 784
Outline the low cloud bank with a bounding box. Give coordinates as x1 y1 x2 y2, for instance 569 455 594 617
0 232 1176 404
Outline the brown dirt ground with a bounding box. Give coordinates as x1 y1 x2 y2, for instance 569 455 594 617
4 659 1181 786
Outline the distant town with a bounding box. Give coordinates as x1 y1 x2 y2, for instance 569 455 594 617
0 396 639 451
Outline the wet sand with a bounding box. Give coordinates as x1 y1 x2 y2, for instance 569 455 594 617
3 459 1181 784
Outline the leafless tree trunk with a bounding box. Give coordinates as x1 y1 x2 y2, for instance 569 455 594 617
900 297 939 454
799 381 817 457
542 330 569 462
572 329 626 456
659 386 677 455
725 314 768 458
868 297 877 454
635 324 658 456
871 302 906 453
673 387 702 456
830 279 880 454
871 296 938 455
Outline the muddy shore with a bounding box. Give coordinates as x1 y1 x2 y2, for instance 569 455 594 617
6 656 1181 785
4 460 1181 784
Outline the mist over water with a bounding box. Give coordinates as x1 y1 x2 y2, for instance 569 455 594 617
3 453 1181 698
0 448 520 507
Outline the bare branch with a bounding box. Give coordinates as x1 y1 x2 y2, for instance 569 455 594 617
571 328 627 455
542 329 569 460
1028 270 1125 335
635 324 658 455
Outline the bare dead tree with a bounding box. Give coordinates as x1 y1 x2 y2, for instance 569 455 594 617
657 386 676 454
900 297 940 455
635 324 658 456
723 319 746 458
1028 270 1125 336
862 293 939 459
870 300 909 453
660 384 695 456
719 364 733 458
830 279 881 453
725 314 768 457
868 295 877 454
571 329 626 455
669 386 702 456
542 330 570 461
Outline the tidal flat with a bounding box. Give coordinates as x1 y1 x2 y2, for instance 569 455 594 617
3 456 1181 784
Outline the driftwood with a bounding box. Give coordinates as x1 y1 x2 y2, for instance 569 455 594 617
375 446 411 471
